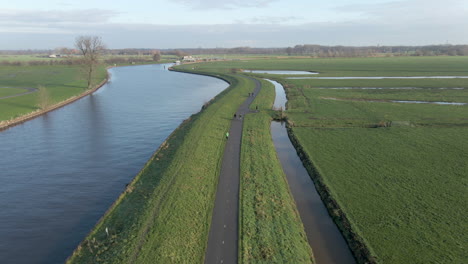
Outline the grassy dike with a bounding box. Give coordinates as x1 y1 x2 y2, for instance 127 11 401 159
239 79 314 263
67 72 255 263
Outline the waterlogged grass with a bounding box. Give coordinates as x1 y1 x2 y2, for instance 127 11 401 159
68 73 255 263
0 65 107 121
293 127 467 264
240 79 314 263
283 78 468 103
183 56 468 77
274 69 468 129
239 57 468 263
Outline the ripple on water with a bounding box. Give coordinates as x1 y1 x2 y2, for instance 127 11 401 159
0 63 228 264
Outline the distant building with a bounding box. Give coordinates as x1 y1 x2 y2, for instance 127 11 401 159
182 56 196 62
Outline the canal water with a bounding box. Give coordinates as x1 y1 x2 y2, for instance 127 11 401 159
0 64 227 264
269 79 355 263
248 70 318 75
266 79 287 109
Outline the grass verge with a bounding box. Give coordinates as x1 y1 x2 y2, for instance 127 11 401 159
239 79 314 263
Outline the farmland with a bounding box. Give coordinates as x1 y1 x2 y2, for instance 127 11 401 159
185 56 468 77
236 56 467 263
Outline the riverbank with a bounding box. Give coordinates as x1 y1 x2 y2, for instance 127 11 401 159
0 62 163 132
67 71 252 263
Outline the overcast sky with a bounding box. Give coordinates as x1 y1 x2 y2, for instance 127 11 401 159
1 0 467 49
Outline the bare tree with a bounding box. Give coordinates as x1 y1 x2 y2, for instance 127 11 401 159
152 50 161 61
37 85 51 110
75 36 105 89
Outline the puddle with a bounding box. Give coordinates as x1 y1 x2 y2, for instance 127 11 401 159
248 70 318 75
271 122 355 264
317 87 465 90
392 100 466 105
322 97 467 105
288 76 468 80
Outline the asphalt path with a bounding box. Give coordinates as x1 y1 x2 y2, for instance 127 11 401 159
0 87 38 100
204 76 261 264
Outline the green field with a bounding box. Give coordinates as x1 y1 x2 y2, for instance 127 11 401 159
293 127 467 263
240 80 314 263
235 57 467 263
0 54 53 62
0 87 28 97
0 64 107 121
182 56 468 77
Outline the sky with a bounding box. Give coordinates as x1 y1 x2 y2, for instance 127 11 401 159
1 0 467 49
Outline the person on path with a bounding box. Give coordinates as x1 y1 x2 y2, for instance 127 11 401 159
234 113 237 119
226 132 229 139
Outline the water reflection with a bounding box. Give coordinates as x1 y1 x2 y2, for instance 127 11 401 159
249 70 318 75
265 79 287 109
271 122 355 264
0 64 227 264
288 76 468 79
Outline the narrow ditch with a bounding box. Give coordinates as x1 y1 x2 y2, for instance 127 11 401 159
267 79 356 264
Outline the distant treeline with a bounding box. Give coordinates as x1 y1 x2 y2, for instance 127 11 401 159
2 44 468 61
283 44 468 57
0 57 154 67
109 45 468 57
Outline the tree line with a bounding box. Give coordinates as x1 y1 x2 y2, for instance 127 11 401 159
2 44 468 58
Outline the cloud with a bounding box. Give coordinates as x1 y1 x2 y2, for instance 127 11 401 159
172 0 278 9
335 0 468 25
236 16 303 24
3 19 468 50
1 1 468 49
0 8 119 24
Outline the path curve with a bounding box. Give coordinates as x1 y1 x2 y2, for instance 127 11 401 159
0 87 38 100
204 76 261 264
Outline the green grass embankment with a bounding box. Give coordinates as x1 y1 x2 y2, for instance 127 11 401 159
239 79 314 263
68 73 255 263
